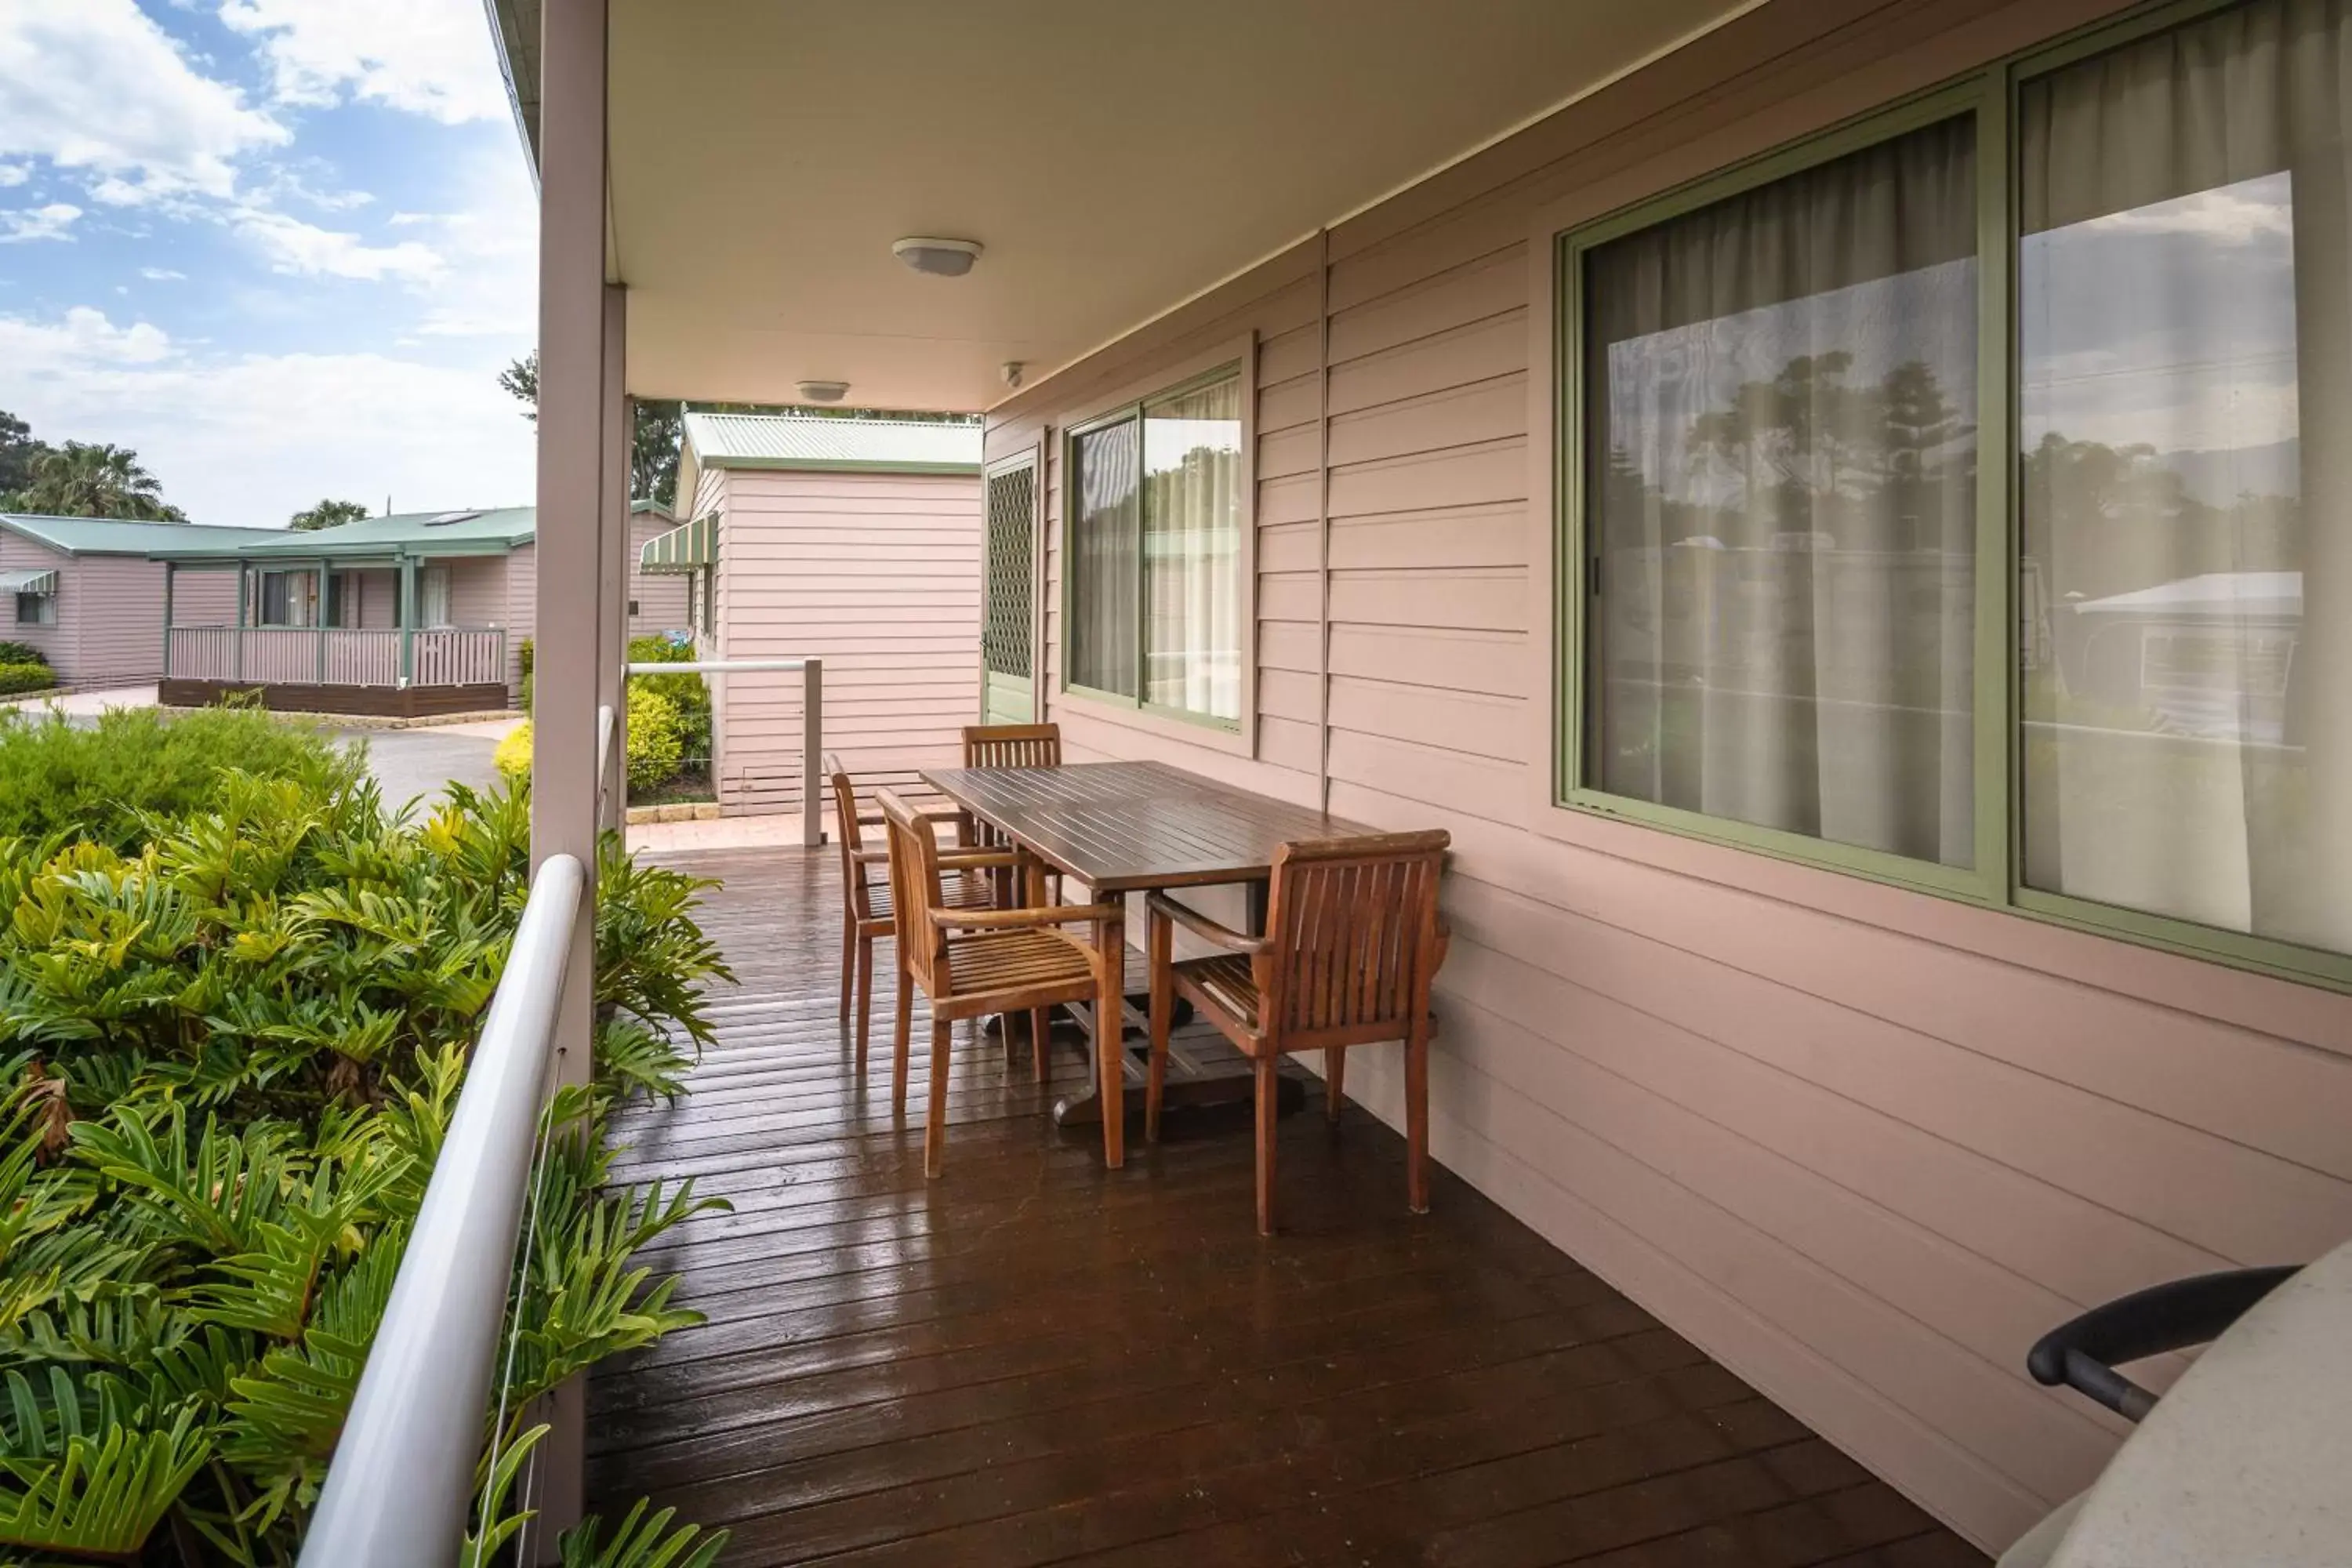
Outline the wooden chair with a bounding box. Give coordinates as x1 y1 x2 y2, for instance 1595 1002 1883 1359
877 788 1125 1176
1145 830 1450 1235
829 757 997 1072
960 723 1065 900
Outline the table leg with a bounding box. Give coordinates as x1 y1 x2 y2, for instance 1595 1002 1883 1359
1096 905 1124 1169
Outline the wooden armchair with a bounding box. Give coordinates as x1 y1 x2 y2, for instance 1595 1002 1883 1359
829 757 996 1071
1145 829 1450 1234
960 722 1065 898
877 788 1127 1176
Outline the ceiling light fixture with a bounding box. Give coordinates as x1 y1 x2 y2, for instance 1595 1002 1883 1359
796 379 851 404
891 237 983 278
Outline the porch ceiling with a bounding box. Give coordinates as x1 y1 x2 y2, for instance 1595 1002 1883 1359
497 0 1750 413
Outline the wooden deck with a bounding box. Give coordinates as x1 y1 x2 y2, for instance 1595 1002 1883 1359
590 845 1987 1567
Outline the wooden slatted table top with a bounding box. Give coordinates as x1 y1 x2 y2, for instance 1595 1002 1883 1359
918 760 1372 892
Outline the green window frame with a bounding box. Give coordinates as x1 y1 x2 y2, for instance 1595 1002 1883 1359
1061 361 1249 733
1553 0 2352 992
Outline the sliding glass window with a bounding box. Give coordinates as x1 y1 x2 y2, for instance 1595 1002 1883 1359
1065 366 1245 725
1563 0 2352 980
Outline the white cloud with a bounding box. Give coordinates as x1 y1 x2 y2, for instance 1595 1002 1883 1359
0 306 175 365
394 146 536 336
0 0 285 202
1 306 534 527
0 162 26 187
234 209 445 284
140 267 188 281
220 0 511 126
0 201 79 243
2077 173 2294 245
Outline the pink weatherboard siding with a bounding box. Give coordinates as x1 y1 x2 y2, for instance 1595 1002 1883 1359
704 466 981 817
982 0 2352 1552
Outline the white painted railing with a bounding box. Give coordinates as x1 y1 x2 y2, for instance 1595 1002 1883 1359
164 626 507 689
625 656 824 845
297 852 586 1566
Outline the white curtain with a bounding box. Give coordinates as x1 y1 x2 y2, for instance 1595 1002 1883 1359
1142 374 1243 720
1069 419 1140 696
2020 0 2352 953
1587 115 1980 866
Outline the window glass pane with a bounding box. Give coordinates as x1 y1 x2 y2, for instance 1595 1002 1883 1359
420 564 453 628
1069 416 1141 697
1584 115 1979 865
2019 0 2352 954
1142 372 1244 720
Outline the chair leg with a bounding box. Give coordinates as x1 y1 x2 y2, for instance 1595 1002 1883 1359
854 934 875 1073
1254 1054 1279 1236
1097 915 1126 1171
891 964 914 1116
1145 909 1171 1142
838 910 855 1024
924 1019 953 1178
1405 1020 1430 1215
1030 1007 1050 1083
1324 1045 1345 1124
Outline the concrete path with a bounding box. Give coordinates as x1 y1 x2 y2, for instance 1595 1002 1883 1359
0 683 158 716
342 717 523 810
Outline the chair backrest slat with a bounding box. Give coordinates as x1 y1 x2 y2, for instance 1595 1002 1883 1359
963 723 1061 771
877 788 949 993
827 754 877 920
1260 830 1448 1040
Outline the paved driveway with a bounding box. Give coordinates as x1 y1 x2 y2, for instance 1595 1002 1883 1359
342 717 522 809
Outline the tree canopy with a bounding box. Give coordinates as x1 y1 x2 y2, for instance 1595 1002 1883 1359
0 409 49 501
289 498 372 532
5 440 187 521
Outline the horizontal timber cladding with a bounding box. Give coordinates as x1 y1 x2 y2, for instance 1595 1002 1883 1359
708 467 982 816
157 680 510 718
983 0 2352 1555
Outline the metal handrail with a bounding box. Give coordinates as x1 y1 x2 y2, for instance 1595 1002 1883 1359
626 655 824 846
298 853 588 1566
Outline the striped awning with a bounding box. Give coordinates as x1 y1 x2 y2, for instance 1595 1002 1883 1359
639 514 717 574
0 568 56 595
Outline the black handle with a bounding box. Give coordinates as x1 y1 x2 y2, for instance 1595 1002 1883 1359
2027 1265 2299 1421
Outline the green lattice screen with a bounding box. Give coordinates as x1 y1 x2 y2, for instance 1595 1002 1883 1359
982 462 1035 678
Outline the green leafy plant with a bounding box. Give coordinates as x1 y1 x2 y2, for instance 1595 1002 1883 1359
0 644 46 669
494 680 691 801
0 744 735 1562
0 705 365 848
0 664 54 698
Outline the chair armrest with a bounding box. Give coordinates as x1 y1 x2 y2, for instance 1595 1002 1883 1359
851 845 889 865
1144 891 1267 955
2027 1265 2299 1421
938 848 1020 869
935 903 1123 932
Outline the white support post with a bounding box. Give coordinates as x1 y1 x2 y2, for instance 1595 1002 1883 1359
524 0 608 1554
597 286 630 834
802 657 823 848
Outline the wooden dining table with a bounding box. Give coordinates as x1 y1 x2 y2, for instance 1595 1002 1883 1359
918 758 1372 1142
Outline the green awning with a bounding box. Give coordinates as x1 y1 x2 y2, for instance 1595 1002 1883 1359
639 514 717 574
0 568 57 596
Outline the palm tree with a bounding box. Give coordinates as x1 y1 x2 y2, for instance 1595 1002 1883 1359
5 441 187 521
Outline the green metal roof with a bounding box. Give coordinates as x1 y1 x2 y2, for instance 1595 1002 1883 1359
0 514 285 559
144 506 539 561
639 514 717 574
682 412 982 474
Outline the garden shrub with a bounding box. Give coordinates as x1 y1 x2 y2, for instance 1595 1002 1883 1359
493 681 687 798
0 662 54 696
517 636 535 713
0 641 47 667
0 704 364 847
626 635 710 767
0 770 735 1562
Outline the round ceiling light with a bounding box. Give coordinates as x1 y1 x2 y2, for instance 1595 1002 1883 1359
796 379 850 403
891 237 983 278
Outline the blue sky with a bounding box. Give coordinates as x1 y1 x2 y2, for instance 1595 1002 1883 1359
0 0 537 527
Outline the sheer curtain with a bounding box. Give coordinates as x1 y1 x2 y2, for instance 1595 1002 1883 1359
1585 115 1980 866
2020 0 2352 953
1069 419 1140 697
1142 374 1243 720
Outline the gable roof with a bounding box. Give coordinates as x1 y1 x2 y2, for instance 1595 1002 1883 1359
140 506 543 561
0 514 285 558
682 412 982 474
